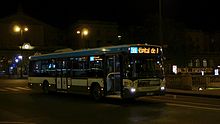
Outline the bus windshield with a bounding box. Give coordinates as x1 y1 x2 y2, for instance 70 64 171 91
125 55 164 79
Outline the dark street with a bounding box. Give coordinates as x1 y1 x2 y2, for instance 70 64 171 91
1 79 220 124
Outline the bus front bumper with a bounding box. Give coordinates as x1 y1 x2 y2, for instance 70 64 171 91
128 86 166 97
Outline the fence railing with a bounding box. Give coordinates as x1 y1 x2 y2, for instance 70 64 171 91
166 74 220 90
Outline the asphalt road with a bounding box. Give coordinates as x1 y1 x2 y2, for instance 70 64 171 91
1 79 220 124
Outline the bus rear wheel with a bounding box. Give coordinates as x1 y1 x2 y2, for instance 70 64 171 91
91 84 102 101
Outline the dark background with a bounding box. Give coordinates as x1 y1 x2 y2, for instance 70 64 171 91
0 0 219 31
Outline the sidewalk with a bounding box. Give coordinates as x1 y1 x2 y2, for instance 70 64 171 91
166 88 220 98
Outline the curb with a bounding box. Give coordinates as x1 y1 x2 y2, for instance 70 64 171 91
166 90 220 98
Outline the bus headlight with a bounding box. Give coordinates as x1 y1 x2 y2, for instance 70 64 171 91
160 86 165 91
130 88 136 93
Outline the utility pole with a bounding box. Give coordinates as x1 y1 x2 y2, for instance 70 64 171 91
159 0 163 46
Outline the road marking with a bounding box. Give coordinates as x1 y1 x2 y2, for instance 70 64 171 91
167 103 220 111
4 87 20 91
0 87 31 92
15 87 31 90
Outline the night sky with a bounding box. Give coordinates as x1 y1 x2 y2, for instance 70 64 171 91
0 0 220 31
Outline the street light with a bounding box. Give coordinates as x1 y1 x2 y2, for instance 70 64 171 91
159 0 163 46
82 28 88 36
76 28 89 48
13 25 29 78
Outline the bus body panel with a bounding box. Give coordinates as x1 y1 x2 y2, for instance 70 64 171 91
28 77 56 90
28 44 166 100
88 78 104 88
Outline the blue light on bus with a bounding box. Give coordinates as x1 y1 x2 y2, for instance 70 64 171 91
90 56 95 61
48 64 52 69
130 47 138 53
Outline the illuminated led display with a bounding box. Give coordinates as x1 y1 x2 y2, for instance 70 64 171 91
90 56 95 61
130 47 160 54
90 56 102 61
130 47 138 53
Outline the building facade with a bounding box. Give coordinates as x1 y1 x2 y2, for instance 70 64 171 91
0 12 65 76
69 20 119 49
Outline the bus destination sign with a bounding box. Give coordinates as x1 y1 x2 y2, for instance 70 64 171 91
130 46 160 54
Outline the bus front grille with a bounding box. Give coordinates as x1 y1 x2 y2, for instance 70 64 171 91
138 80 160 87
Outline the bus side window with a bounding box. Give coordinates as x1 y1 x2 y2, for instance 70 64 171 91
71 57 88 77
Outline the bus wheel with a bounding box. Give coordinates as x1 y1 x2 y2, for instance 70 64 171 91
42 81 49 94
91 84 102 101
121 88 129 99
122 88 135 101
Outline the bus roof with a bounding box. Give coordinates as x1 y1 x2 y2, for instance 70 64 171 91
29 44 162 60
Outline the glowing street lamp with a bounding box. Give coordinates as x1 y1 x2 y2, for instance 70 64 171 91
13 25 28 34
21 43 34 50
13 25 29 78
76 28 89 48
82 28 88 36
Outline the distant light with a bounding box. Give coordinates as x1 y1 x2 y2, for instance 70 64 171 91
198 87 203 91
13 25 21 32
82 28 89 36
18 55 23 60
118 35 122 40
201 71 205 76
21 43 34 50
24 44 30 49
15 59 19 63
24 27 28 31
172 65 177 74
76 30 80 34
102 48 109 52
83 30 88 36
214 69 219 76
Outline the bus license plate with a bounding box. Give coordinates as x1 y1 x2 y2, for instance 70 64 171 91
146 92 154 95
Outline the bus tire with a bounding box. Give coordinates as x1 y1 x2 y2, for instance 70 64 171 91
122 88 135 101
91 84 102 101
42 81 49 94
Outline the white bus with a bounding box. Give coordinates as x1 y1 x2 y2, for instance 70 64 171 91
28 44 166 100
